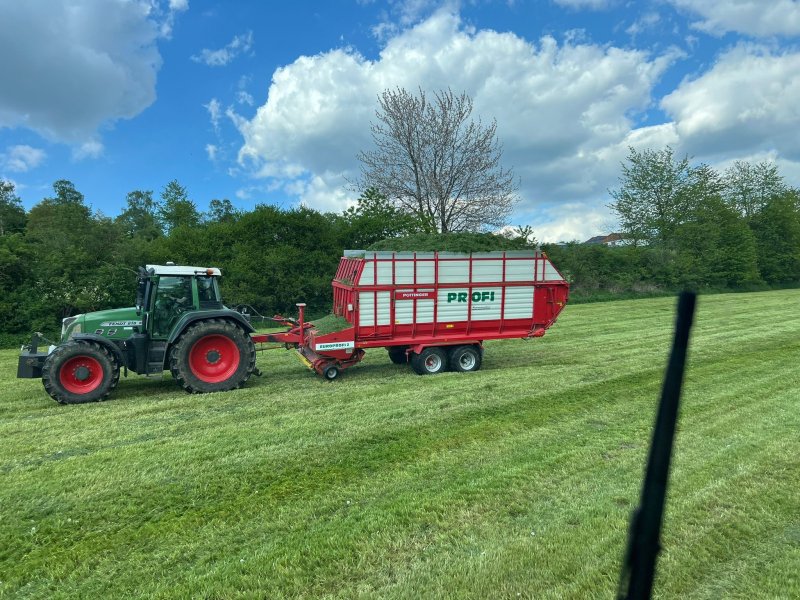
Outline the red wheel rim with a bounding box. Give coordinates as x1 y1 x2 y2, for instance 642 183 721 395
189 334 240 383
59 356 104 394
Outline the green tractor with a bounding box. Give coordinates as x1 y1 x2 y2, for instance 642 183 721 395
17 264 257 404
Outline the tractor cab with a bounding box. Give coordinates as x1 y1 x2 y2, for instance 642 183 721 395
137 265 223 338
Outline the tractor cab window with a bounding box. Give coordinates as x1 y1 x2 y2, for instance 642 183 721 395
197 276 221 307
152 276 193 337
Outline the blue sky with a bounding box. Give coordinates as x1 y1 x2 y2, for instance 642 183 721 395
2 0 800 241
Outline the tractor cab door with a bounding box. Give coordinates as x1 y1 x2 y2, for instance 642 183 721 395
151 276 195 339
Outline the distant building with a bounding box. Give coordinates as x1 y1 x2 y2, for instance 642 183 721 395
583 233 625 246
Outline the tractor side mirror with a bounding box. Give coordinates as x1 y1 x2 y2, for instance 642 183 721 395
135 267 148 315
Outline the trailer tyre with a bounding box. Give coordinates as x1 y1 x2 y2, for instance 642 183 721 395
411 347 448 375
323 365 340 381
42 341 119 404
387 346 408 365
449 345 482 373
170 319 256 393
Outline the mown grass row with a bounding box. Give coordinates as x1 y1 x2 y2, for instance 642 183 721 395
1 290 798 598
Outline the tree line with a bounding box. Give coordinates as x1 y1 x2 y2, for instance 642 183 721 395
547 147 800 302
1 148 799 344
0 180 426 342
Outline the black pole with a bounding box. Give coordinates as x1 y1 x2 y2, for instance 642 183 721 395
617 291 696 600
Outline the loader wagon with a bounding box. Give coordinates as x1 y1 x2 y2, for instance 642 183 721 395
256 250 569 379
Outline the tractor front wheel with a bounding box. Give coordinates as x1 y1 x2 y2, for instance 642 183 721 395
42 341 119 404
170 319 256 393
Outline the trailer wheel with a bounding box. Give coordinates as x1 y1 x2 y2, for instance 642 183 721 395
410 347 447 375
387 346 408 365
170 319 256 393
42 341 119 404
323 365 340 381
449 345 482 373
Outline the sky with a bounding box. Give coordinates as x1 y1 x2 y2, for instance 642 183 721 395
2 0 800 242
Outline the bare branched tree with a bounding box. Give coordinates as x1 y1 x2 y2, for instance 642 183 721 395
357 88 518 233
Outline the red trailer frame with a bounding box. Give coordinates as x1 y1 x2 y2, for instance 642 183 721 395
252 250 568 378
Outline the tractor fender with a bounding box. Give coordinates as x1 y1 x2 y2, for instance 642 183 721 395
167 310 255 344
71 333 126 366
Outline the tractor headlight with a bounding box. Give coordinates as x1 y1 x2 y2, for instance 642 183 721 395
61 315 82 338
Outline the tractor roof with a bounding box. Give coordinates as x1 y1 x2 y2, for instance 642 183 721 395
146 265 222 276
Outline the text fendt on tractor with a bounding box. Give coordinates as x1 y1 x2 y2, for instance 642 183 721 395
18 251 569 404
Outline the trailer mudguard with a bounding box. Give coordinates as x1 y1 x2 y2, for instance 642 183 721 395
166 310 255 344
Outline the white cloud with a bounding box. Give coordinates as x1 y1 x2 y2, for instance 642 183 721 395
191 31 253 67
237 91 255 106
205 98 222 132
72 140 104 160
1 145 47 172
371 0 443 41
205 144 218 161
668 0 800 37
231 9 674 241
626 11 661 37
292 174 357 213
0 0 170 148
159 0 189 38
660 45 800 160
525 202 614 243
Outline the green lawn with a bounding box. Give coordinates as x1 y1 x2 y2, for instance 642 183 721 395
1 290 798 599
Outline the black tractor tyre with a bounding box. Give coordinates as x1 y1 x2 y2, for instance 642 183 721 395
410 347 448 376
169 318 256 393
42 341 120 404
387 346 409 365
449 345 482 373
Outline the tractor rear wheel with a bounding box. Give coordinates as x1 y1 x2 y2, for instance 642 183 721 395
42 341 119 404
170 319 256 393
410 347 448 375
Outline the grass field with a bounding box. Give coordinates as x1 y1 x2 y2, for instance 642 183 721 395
1 290 799 599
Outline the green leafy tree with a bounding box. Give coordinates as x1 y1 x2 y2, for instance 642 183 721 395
501 225 537 247
116 190 162 240
722 160 787 219
341 187 425 248
672 196 760 288
0 179 26 236
51 179 85 205
224 206 342 313
159 180 200 233
750 191 800 283
206 198 239 223
609 147 721 246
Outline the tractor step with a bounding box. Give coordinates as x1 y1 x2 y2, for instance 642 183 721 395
146 341 167 375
